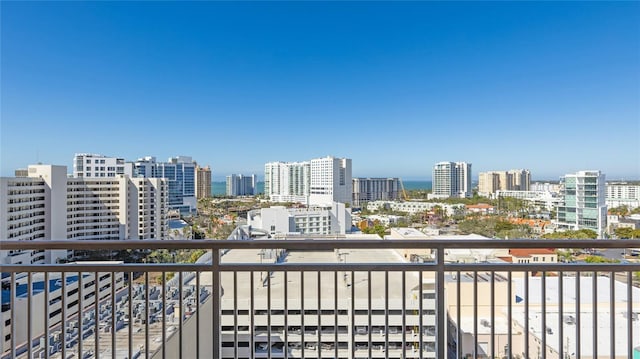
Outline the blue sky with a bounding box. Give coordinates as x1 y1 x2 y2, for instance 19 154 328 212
2 2 639 181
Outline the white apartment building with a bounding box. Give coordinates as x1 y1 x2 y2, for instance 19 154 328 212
73 153 133 178
132 156 197 214
530 182 561 193
0 175 51 265
606 182 640 209
226 174 257 196
352 178 400 207
264 161 311 204
366 200 465 217
495 190 562 211
478 169 531 196
128 177 168 240
555 170 607 237
430 162 471 199
309 156 352 206
1 164 168 266
0 268 125 355
265 156 352 206
247 202 351 235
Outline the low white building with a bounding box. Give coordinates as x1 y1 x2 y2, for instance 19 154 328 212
366 201 464 217
247 202 352 235
495 190 562 211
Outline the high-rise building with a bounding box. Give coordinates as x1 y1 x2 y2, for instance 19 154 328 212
132 156 196 213
478 172 501 196
555 170 607 237
606 182 640 209
72 153 133 178
195 165 212 199
264 161 311 204
0 164 168 266
431 162 472 199
73 154 196 213
352 177 400 207
265 156 352 205
226 174 257 196
478 169 531 196
309 156 352 205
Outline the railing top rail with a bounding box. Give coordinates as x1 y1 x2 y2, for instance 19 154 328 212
1 238 639 250
1 262 639 273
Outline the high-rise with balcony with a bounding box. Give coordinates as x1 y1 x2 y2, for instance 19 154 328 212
0 164 168 266
265 157 352 205
431 162 472 199
555 170 607 237
226 174 257 196
132 156 196 214
478 169 531 196
352 177 401 207
195 165 212 199
72 153 133 178
606 182 640 209
264 161 311 204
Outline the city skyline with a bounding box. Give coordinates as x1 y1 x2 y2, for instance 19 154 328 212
2 2 639 180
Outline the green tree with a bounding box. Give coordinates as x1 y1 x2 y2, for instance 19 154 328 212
614 227 640 239
542 229 598 239
584 255 619 264
609 205 630 217
362 224 387 238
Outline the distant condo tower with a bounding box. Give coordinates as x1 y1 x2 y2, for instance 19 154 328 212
352 177 401 207
264 156 352 205
195 165 212 199
555 170 607 238
73 153 198 213
132 156 197 214
430 161 472 199
226 174 257 196
478 169 531 196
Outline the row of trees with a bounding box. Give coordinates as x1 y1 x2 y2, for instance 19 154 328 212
541 229 598 239
457 217 533 239
609 205 640 217
613 227 640 239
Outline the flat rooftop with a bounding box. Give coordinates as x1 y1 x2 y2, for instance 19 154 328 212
218 247 434 309
513 276 640 305
511 275 640 357
512 310 640 357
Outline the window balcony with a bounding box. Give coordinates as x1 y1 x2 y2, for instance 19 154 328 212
1 238 639 359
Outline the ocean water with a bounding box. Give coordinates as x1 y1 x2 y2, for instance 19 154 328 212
401 181 432 191
211 180 430 196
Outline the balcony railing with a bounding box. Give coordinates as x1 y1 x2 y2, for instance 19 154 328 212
1 239 639 359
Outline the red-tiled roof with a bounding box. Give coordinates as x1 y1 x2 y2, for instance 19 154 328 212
509 248 555 257
465 203 494 209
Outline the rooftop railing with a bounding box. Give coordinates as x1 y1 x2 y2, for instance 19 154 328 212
1 238 639 359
